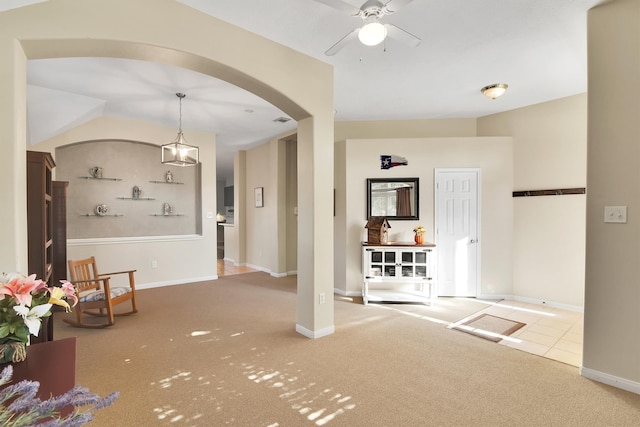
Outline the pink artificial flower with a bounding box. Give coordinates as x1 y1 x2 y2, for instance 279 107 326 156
58 280 78 307
0 274 43 306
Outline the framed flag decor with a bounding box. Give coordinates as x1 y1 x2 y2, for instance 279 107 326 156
380 155 408 169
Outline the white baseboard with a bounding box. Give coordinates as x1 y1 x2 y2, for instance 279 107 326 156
242 263 296 278
245 263 269 273
295 324 335 339
138 275 218 290
581 367 640 395
510 295 584 313
138 269 296 289
271 270 297 277
477 293 513 301
334 288 362 297
270 271 287 278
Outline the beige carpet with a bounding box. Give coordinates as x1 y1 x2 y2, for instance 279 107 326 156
52 272 640 426
450 313 526 342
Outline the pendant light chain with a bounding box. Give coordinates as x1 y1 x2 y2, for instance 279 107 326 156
177 92 186 133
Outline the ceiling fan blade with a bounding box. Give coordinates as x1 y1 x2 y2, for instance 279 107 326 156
313 0 363 16
385 24 421 47
382 0 414 14
325 28 360 56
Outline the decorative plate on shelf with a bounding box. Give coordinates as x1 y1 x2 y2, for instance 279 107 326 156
95 204 109 216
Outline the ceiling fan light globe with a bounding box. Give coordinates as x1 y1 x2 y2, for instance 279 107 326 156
358 22 387 46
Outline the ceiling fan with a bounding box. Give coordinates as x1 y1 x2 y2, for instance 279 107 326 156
314 0 421 56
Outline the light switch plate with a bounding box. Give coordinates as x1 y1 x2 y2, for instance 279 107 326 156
604 206 627 223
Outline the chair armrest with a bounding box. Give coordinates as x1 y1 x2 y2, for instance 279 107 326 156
98 270 136 276
71 277 110 285
97 270 136 290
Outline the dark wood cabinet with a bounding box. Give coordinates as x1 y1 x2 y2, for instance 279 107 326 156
27 151 67 343
27 151 55 285
52 181 69 285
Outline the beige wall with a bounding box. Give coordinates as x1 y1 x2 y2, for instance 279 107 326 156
285 139 298 274
56 140 200 238
334 118 481 298
583 0 640 391
228 133 297 277
335 118 477 141
222 151 247 267
31 116 218 287
478 94 587 309
335 97 587 310
245 142 275 271
335 137 514 298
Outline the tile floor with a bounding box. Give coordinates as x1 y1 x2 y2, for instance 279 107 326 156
468 299 583 367
217 259 257 277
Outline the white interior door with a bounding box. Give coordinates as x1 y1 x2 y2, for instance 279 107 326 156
435 169 480 297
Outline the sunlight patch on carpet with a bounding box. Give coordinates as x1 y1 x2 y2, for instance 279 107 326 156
241 360 356 425
448 313 526 342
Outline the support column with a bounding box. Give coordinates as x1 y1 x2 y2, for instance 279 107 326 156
295 115 335 338
0 39 28 274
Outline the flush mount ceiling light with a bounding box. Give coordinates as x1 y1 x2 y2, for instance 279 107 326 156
162 93 199 167
481 83 508 100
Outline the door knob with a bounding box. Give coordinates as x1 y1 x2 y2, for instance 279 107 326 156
470 239 478 243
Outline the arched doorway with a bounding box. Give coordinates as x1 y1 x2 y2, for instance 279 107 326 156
0 0 335 338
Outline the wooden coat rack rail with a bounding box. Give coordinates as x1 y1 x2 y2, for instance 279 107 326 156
512 187 586 197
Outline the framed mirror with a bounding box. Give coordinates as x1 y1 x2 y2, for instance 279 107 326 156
367 177 419 220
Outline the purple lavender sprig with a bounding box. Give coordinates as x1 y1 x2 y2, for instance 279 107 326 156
0 365 119 426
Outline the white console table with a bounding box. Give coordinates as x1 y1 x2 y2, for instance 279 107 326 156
362 242 436 305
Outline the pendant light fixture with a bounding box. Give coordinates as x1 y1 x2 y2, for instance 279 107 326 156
481 83 508 100
161 92 199 167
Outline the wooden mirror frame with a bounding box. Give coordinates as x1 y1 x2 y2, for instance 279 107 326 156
366 177 419 220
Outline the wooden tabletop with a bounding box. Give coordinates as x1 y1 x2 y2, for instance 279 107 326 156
362 241 436 247
8 337 77 399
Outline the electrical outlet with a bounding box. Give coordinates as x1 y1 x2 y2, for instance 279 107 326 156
151 260 158 268
319 293 325 304
604 206 627 223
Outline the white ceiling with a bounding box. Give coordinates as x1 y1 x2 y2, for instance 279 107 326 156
9 0 604 180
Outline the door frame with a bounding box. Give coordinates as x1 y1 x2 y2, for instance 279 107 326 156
434 168 482 297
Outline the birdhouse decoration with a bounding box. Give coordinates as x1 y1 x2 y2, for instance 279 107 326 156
365 216 391 244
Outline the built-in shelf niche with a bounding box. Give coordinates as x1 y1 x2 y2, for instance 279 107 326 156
58 140 199 239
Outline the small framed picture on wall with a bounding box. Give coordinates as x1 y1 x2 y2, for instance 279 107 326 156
254 187 264 208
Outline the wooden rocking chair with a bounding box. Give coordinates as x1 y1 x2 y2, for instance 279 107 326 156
65 256 138 328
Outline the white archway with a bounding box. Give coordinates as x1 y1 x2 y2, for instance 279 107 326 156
0 0 334 337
